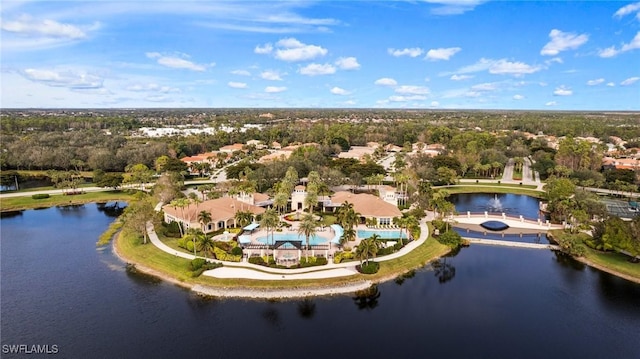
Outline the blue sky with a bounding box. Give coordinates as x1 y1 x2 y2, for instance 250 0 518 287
1 0 639 110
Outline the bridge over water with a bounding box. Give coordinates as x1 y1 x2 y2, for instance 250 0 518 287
463 237 561 250
448 212 564 231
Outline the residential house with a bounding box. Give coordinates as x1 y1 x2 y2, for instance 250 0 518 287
162 197 265 234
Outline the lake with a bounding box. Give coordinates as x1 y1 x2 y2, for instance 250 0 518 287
1 204 639 358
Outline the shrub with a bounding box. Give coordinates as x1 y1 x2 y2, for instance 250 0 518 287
357 261 380 274
333 251 354 264
299 256 328 268
214 241 233 252
186 240 195 252
436 230 463 249
248 256 266 265
31 193 50 199
231 246 243 256
431 219 447 233
190 258 206 271
159 221 182 238
189 261 222 277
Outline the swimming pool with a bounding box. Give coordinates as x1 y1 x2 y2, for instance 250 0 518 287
357 229 408 239
256 233 328 246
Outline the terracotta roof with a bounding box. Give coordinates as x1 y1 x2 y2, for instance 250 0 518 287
330 191 402 218
162 197 265 224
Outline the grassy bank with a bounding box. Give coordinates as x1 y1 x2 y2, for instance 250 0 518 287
115 228 450 290
0 190 136 212
581 248 640 282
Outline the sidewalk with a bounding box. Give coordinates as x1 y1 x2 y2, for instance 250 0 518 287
145 216 432 280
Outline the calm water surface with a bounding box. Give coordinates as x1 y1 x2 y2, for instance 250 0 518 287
2 204 640 358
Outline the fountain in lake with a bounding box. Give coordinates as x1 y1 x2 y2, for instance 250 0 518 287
487 194 503 212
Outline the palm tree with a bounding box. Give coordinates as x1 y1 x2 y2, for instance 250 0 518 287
198 235 215 258
169 198 190 237
297 213 318 260
340 226 356 244
186 228 204 256
234 210 253 228
274 191 289 217
197 210 212 232
260 208 279 262
357 236 383 266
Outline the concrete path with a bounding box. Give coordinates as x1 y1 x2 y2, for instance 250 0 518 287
144 215 433 280
464 237 561 250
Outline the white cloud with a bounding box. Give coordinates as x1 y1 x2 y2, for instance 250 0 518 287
260 70 283 81
126 83 179 93
330 87 350 95
374 77 397 86
546 101 557 106
425 47 461 61
264 86 287 93
598 46 619 58
423 0 487 15
299 63 336 76
389 95 427 102
228 82 247 89
430 101 440 107
335 57 360 70
254 43 273 54
1 15 97 39
145 52 210 71
344 100 356 106
598 31 640 57
606 82 615 87
545 57 564 65
621 77 640 86
513 94 524 100
450 74 473 81
586 78 605 86
256 37 328 62
22 68 103 89
388 47 424 57
540 29 589 56
553 86 573 96
614 2 640 18
395 85 430 95
471 82 498 91
231 70 251 76
489 59 542 76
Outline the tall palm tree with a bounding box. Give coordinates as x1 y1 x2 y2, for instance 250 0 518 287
340 226 356 244
273 191 289 217
197 210 212 232
198 235 215 259
357 236 383 266
169 197 190 237
260 208 279 262
297 213 318 260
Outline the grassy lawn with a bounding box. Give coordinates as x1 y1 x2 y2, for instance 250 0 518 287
512 168 523 181
115 226 452 289
0 190 136 212
582 248 640 280
442 186 544 197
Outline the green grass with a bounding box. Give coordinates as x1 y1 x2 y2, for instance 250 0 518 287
0 190 136 212
582 247 640 280
97 219 124 246
512 168 523 181
115 224 451 289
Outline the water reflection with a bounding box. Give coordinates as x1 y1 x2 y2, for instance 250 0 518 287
297 299 316 319
353 285 381 311
552 251 586 271
429 248 461 284
262 307 283 330
96 202 126 217
0 210 23 218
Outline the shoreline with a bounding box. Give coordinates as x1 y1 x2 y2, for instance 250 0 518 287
112 232 379 299
575 257 640 285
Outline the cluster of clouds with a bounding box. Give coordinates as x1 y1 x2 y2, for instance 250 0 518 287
387 46 462 61
254 37 360 79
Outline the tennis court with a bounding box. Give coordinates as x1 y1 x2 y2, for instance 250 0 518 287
601 198 639 219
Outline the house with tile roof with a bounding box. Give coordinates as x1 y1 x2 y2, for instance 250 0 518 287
162 197 265 233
